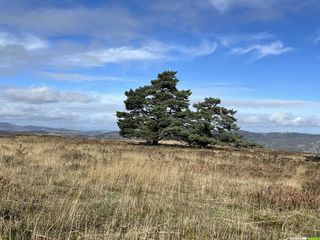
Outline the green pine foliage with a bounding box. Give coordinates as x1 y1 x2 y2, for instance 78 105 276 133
183 97 240 147
117 71 191 145
117 71 251 147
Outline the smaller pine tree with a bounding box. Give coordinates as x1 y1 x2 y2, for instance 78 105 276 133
183 97 241 147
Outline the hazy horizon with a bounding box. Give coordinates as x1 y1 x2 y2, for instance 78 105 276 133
2 121 320 135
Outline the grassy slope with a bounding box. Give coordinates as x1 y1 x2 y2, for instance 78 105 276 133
0 135 320 239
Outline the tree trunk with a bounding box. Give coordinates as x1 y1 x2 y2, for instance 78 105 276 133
147 140 159 145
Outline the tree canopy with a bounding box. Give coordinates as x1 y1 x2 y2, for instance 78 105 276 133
117 71 246 147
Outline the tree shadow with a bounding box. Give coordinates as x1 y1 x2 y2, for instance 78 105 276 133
305 155 320 162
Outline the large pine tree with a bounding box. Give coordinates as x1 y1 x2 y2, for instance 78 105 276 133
117 71 246 147
116 71 191 145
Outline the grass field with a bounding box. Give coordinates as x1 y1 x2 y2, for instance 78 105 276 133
0 135 320 239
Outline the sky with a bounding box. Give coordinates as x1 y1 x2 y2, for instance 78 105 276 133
0 0 320 133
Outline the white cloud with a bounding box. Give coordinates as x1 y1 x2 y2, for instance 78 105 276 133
239 114 261 124
0 88 123 130
0 103 118 130
173 40 218 57
221 98 320 132
223 99 320 109
231 40 293 59
208 0 317 23
63 46 165 67
238 112 320 128
0 32 49 72
42 72 121 82
2 86 95 104
267 112 309 127
146 39 218 57
314 32 320 44
0 104 81 121
62 40 217 67
209 0 273 12
0 32 47 51
0 36 216 71
268 112 286 124
0 7 139 38
219 32 292 60
219 32 275 47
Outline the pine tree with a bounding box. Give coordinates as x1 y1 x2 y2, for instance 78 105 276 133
184 97 242 147
117 71 247 147
116 71 191 145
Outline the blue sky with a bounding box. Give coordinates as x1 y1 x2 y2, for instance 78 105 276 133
0 0 320 133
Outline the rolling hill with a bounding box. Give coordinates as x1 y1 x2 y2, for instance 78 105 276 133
240 131 320 153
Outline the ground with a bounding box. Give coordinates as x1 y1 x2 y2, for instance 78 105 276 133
0 135 319 239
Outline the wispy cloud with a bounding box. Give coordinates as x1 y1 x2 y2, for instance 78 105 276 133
208 0 314 17
219 32 275 47
209 0 275 13
0 32 48 51
173 40 218 57
231 40 293 59
42 72 121 82
238 112 320 128
0 31 50 72
219 32 292 60
0 104 81 122
0 7 140 39
2 86 95 104
61 40 217 67
223 98 320 109
314 31 320 44
63 46 166 67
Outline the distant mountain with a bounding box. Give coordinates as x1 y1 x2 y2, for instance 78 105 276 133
0 122 104 136
0 122 79 134
1 122 320 153
95 131 123 140
240 131 320 153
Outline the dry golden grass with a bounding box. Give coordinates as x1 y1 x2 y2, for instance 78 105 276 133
0 135 320 239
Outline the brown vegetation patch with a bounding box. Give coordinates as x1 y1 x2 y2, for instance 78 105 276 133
250 184 320 210
0 176 10 190
302 176 320 196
